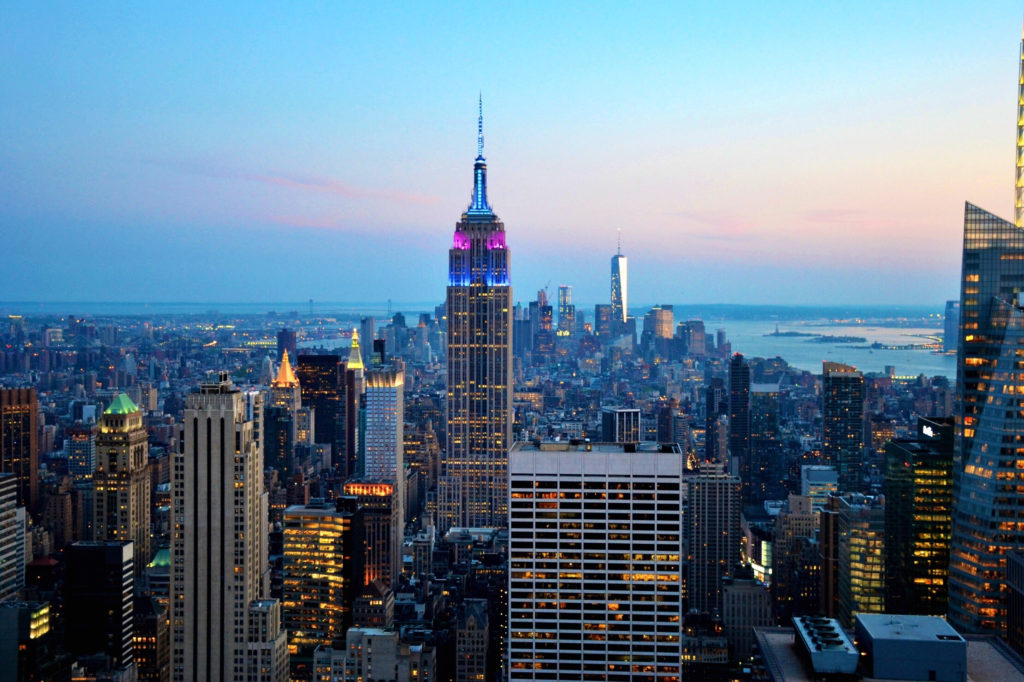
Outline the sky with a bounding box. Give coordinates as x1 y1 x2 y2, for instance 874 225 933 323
2 2 1023 308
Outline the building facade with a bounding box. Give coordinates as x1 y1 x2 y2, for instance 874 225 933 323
440 102 513 530
728 354 750 496
171 374 283 682
948 33 1024 633
508 442 686 679
884 417 953 616
687 472 741 613
363 368 404 483
610 244 628 329
0 388 38 511
822 362 865 493
65 541 135 669
282 498 362 679
0 473 25 601
66 422 98 483
94 393 151 572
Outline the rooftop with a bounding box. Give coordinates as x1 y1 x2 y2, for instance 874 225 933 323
753 627 1024 682
104 393 139 415
856 613 963 643
512 440 680 454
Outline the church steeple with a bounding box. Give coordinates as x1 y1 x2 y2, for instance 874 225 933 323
466 95 493 218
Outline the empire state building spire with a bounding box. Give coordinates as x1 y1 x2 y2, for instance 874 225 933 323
440 100 512 531
467 94 493 217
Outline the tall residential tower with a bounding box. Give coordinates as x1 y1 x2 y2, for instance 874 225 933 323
439 99 513 530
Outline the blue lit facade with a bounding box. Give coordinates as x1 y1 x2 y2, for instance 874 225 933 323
440 101 513 530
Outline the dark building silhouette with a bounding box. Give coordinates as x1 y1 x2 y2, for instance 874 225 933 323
884 417 953 616
705 377 727 462
822 362 865 493
0 601 69 681
749 381 782 504
296 354 342 469
728 354 751 502
0 388 39 511
276 328 297 362
65 541 135 669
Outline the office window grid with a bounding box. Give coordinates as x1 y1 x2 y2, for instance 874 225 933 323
508 465 684 681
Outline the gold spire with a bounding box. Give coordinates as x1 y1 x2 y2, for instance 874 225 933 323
1016 20 1024 227
272 349 299 387
347 329 364 370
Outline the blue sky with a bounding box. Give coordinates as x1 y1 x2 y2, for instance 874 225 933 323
2 2 1023 307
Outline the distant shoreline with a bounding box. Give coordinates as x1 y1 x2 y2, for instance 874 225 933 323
0 300 949 321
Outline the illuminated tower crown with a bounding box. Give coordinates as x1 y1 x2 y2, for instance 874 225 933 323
272 349 299 388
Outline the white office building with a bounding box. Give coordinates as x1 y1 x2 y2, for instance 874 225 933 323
508 441 685 679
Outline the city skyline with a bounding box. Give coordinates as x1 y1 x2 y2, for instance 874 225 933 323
4 3 1024 306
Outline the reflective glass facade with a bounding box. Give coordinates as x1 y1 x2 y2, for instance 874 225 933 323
948 203 1024 634
949 298 1024 633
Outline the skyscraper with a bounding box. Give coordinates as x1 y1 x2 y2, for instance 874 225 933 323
822 362 865 493
508 441 686 679
749 381 782 504
94 393 152 572
833 494 885 628
0 473 25 601
593 303 613 339
610 236 628 330
948 33 1024 632
276 328 297 362
705 377 727 462
340 331 365 479
344 481 402 588
66 422 98 483
65 541 135 669
282 497 363 679
943 300 960 353
296 354 342 468
265 350 302 476
172 374 283 682
363 368 404 483
686 471 741 613
439 99 513 530
0 388 38 511
950 298 1024 634
884 417 953 616
728 353 751 495
556 284 574 337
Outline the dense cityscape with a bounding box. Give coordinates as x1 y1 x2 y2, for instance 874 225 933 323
7 8 1024 682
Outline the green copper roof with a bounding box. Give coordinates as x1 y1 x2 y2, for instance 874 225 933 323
148 548 170 568
104 393 139 415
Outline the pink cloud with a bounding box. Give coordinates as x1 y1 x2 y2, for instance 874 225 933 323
242 172 439 206
147 157 439 207
802 208 869 224
267 214 343 229
673 210 757 238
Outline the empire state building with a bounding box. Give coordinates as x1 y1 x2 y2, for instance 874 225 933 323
439 100 513 530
